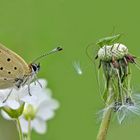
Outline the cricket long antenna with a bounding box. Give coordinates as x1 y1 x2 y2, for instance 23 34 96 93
32 47 63 63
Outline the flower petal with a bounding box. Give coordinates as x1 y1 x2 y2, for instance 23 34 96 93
30 79 48 90
21 95 37 104
6 100 20 110
37 109 55 121
1 110 12 120
36 99 59 120
40 99 59 110
32 118 47 134
19 117 29 134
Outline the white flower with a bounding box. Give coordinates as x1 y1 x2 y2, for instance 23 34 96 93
0 80 45 109
1 79 59 134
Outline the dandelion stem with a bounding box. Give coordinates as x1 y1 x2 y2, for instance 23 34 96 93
97 107 112 140
27 118 32 140
97 93 113 140
16 118 23 140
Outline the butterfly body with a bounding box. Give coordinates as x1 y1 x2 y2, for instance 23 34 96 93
14 63 40 89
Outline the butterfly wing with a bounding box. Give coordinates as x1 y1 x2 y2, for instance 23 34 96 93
0 43 31 89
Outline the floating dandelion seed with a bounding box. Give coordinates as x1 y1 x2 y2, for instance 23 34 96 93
73 61 83 75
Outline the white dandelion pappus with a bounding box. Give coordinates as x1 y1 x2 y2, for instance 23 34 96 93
97 103 114 121
97 94 140 124
116 103 140 124
73 61 83 75
1 79 59 134
116 94 140 124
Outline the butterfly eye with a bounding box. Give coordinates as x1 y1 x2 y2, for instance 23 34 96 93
31 63 40 73
32 64 37 72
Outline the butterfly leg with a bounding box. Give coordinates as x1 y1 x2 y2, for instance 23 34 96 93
34 81 37 85
15 78 23 88
34 75 42 88
36 80 42 88
28 84 32 96
3 89 13 103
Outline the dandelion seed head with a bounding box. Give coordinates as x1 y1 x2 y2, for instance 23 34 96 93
73 61 83 75
98 43 128 61
96 34 140 129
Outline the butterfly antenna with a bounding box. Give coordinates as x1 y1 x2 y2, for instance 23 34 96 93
32 47 63 63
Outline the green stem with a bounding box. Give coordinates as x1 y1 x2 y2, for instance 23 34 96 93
27 118 32 140
97 89 114 140
16 118 23 140
97 107 112 140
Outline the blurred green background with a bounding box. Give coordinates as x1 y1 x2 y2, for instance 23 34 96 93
0 0 140 140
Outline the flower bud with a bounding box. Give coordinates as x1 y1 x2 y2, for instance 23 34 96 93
23 104 36 120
